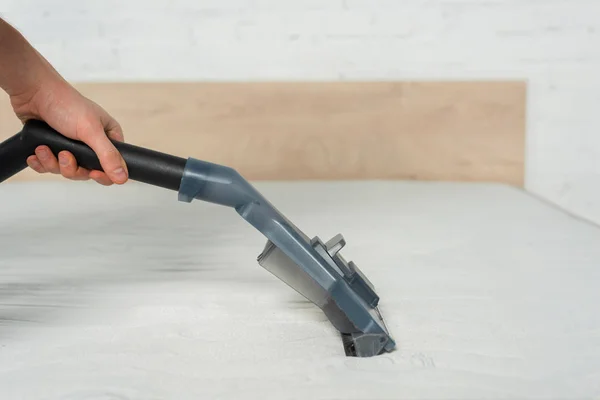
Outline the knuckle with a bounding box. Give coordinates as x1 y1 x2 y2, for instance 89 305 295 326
111 124 124 141
101 147 123 164
75 118 103 142
60 167 75 178
99 147 121 163
113 121 123 133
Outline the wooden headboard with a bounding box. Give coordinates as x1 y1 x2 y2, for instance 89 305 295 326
0 81 525 185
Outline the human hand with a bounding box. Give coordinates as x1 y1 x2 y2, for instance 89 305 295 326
10 78 129 186
0 17 127 186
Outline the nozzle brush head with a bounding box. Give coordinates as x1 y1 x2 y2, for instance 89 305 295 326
257 234 395 357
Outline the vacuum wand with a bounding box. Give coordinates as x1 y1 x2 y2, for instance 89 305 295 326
0 119 396 357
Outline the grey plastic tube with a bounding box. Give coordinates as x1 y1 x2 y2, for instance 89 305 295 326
178 158 396 357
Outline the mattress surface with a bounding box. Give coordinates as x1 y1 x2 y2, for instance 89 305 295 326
1 180 599 399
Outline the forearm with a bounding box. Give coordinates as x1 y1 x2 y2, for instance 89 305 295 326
0 17 61 98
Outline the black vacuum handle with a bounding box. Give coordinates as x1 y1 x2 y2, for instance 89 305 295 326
0 119 188 191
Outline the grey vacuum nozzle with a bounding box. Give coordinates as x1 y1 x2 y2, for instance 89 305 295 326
258 234 395 357
178 157 396 357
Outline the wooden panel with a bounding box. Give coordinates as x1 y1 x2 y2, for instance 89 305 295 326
0 81 525 185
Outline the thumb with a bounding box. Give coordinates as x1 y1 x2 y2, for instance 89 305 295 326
78 117 128 184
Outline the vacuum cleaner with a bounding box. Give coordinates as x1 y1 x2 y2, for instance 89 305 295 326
0 119 396 357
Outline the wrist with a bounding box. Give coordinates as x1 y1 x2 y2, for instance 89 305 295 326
8 66 71 124
0 18 65 99
10 53 63 99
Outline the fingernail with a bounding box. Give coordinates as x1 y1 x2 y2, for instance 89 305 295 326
59 153 69 166
113 167 127 181
38 148 49 160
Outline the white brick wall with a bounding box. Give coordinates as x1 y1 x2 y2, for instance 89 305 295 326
2 0 600 224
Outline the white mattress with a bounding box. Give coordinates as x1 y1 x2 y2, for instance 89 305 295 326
1 180 599 399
